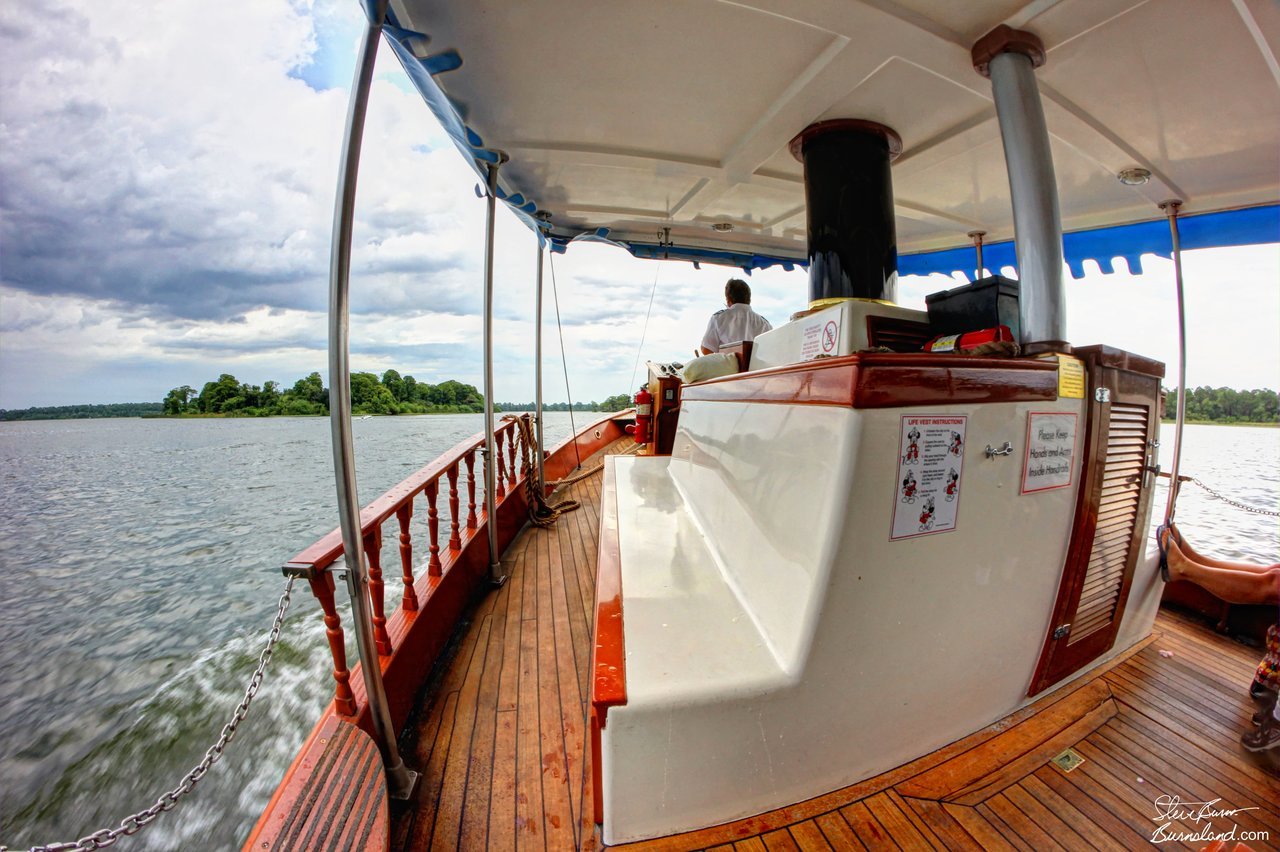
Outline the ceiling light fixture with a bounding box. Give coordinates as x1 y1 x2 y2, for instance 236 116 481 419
1117 167 1151 186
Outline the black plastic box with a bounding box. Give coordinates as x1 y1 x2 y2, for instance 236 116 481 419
925 275 1020 339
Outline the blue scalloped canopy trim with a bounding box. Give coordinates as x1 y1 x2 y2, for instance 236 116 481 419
901 204 1279 281
377 14 542 231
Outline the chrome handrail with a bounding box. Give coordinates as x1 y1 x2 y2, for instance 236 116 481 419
325 0 416 800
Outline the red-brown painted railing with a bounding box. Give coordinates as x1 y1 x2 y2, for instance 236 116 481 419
282 416 534 714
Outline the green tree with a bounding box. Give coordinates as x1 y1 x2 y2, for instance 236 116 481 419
198 373 242 413
291 372 328 407
600 393 632 412
351 372 398 414
163 385 196 415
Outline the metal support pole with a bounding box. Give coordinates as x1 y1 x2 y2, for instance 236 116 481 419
534 237 547 495
482 158 508 585
988 49 1068 350
1161 199 1188 523
968 230 987 279
327 0 417 800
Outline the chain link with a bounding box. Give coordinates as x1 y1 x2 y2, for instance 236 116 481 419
3 578 296 852
1187 476 1280 517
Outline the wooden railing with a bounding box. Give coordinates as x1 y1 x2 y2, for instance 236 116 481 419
282 416 534 718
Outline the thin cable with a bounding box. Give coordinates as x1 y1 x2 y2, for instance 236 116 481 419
548 251 583 469
1160 199 1188 525
628 262 662 392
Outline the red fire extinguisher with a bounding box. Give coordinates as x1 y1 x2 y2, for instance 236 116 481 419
631 385 652 445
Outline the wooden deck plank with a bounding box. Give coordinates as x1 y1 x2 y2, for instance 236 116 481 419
862 793 935 849
429 613 493 851
546 519 588 844
971 801 1035 852
535 524 577 851
760 828 801 851
898 797 981 851
787 819 834 851
1029 767 1150 850
497 531 530 712
405 690 460 851
458 582 510 850
897 680 1115 804
940 803 1017 852
516 587 546 852
1002 783 1092 850
1109 705 1280 818
838 801 898 850
390 432 1278 852
1089 723 1279 838
1067 740 1201 846
814 811 867 851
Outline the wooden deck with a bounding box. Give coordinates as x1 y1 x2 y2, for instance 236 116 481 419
390 442 1279 851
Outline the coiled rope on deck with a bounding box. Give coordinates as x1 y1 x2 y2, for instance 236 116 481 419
505 414 583 527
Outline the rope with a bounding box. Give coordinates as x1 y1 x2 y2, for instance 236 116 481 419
505 414 582 527
547 252 582 469
548 441 644 489
628 262 662 393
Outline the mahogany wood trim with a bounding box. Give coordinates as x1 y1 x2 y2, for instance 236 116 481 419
250 415 630 852
244 716 388 851
1029 352 1162 695
1072 345 1166 379
681 353 1058 408
591 456 627 727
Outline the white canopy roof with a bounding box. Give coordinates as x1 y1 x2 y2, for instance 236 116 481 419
385 0 1280 264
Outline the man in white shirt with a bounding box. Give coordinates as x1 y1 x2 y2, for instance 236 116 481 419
699 278 772 354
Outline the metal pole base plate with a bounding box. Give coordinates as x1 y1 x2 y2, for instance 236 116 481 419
388 767 420 803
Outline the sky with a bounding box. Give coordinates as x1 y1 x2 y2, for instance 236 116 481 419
1 1 1277 410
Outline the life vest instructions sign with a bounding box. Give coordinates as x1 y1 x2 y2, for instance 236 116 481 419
891 414 967 540
1021 411 1078 493
800 315 840 361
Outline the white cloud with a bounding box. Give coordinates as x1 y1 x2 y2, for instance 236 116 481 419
1 2 1275 412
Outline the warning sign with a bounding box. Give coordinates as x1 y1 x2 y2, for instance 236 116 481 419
1056 354 1085 399
800 314 841 361
1021 412 1077 493
891 414 967 540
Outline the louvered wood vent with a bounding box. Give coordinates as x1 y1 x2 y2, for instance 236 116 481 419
1069 402 1149 644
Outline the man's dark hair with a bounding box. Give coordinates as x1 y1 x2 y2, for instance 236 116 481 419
725 278 751 305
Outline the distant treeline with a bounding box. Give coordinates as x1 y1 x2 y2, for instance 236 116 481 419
162 371 486 416
499 395 632 413
0 402 164 421
1163 387 1278 424
161 371 634 417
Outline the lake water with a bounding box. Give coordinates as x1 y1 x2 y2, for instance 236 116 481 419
0 417 1276 849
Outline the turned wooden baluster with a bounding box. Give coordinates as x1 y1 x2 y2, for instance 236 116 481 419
507 422 518 488
494 429 507 499
464 449 478 529
363 526 393 656
396 504 419 612
307 571 357 716
425 479 442 577
447 463 462 551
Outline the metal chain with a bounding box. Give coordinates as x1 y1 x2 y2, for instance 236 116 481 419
3 578 296 852
1188 476 1280 517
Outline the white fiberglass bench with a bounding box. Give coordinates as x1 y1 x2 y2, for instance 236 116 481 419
590 353 1163 844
